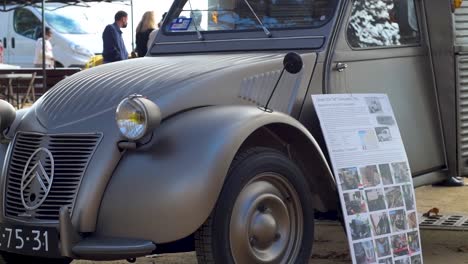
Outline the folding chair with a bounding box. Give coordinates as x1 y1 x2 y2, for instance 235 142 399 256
20 72 37 108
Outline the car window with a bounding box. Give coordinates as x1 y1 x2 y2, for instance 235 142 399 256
165 0 337 33
14 8 41 39
347 0 420 49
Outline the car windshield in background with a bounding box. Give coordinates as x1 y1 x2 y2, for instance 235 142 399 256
166 0 337 33
45 9 95 34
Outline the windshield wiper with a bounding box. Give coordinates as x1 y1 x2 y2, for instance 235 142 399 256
242 0 272 37
187 0 204 40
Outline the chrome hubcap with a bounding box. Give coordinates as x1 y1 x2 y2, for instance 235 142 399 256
230 173 303 264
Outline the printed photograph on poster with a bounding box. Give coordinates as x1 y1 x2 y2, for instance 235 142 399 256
338 167 362 191
375 127 392 142
407 212 418 229
402 184 415 210
389 209 407 232
392 162 411 183
391 233 409 256
407 231 421 253
395 257 410 264
365 188 386 212
379 257 393 264
366 97 383 113
360 165 381 187
349 215 372 240
375 237 391 257
376 115 396 126
353 240 376 264
411 254 422 264
358 129 379 150
379 164 394 185
370 212 391 236
344 191 367 215
384 186 404 209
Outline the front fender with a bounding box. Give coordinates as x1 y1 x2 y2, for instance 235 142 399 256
96 105 333 243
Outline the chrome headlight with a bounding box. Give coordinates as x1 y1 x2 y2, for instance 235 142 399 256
115 95 161 141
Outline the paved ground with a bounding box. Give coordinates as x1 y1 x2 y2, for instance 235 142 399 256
74 180 468 264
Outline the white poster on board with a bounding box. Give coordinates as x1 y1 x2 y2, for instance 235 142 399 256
312 94 422 264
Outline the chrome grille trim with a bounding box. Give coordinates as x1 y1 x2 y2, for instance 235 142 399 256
4 132 102 223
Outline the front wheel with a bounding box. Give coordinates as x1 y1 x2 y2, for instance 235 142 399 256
195 147 314 264
0 252 71 264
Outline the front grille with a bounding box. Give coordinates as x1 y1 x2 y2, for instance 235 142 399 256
5 132 101 221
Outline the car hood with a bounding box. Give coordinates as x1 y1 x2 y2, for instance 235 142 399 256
34 53 293 129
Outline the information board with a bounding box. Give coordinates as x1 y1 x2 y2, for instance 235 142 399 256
312 94 423 264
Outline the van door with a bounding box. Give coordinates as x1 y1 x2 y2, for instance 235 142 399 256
8 7 41 67
329 0 446 177
0 11 8 64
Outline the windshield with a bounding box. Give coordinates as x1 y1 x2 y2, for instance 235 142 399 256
165 0 337 33
44 7 96 34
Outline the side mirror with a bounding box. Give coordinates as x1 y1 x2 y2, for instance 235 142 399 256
283 52 303 74
0 100 16 138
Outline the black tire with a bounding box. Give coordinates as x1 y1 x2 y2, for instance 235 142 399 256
195 147 314 264
0 252 71 264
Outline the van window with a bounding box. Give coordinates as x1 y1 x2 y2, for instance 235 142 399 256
14 8 41 39
165 0 337 33
45 9 97 34
347 0 420 48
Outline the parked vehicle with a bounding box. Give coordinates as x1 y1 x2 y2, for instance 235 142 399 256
0 4 101 68
0 0 465 263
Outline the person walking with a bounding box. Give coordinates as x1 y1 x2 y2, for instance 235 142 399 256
102 11 129 63
34 27 54 68
135 11 156 57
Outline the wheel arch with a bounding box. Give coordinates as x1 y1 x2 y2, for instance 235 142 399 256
240 123 338 212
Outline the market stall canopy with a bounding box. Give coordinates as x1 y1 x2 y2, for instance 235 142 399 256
1 0 131 12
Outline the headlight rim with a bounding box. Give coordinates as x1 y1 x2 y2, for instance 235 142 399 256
116 95 149 141
115 94 162 142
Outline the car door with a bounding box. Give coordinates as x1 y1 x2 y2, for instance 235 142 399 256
329 0 446 178
9 7 41 67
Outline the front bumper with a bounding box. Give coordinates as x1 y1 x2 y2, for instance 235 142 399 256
58 207 155 260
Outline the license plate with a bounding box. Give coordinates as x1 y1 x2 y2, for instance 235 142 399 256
0 225 59 257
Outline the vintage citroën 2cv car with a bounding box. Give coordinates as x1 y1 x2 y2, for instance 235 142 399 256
0 0 465 263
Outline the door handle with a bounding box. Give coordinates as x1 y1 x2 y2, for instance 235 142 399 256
11 37 15 49
335 62 348 72
3 38 6 49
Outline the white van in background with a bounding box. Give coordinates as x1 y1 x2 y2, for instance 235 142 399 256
0 4 102 68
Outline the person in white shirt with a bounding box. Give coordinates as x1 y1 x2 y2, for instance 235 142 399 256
0 39 4 64
34 27 54 68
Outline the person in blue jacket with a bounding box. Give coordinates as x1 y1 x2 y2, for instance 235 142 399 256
102 11 129 63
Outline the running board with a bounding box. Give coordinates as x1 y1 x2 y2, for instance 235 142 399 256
419 213 468 230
